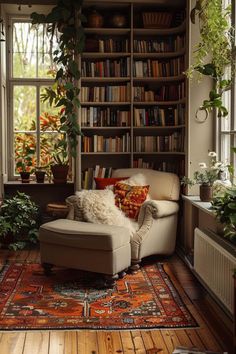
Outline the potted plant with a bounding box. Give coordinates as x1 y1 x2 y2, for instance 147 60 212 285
0 192 39 250
181 152 229 201
211 187 236 245
34 166 47 183
30 0 85 177
186 0 234 120
15 138 35 183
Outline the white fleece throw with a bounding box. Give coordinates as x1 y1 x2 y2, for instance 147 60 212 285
75 189 138 236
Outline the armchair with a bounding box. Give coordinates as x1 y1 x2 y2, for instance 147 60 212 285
38 168 180 280
112 168 180 268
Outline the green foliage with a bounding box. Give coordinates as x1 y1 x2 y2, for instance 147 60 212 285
0 192 39 250
211 187 236 244
187 0 234 118
31 0 85 159
15 136 36 173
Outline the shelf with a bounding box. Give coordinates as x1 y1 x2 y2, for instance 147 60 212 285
82 52 131 58
133 75 185 82
81 126 131 130
133 125 185 130
84 28 131 35
133 151 185 155
81 152 131 155
133 49 185 59
133 99 186 105
81 102 131 106
81 77 131 83
133 21 186 36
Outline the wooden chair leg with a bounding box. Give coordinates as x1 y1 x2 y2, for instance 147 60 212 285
42 262 53 276
129 260 141 273
104 274 119 288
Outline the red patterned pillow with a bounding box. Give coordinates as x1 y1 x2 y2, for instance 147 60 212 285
94 177 128 190
114 182 150 219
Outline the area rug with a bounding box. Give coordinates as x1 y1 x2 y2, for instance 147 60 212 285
0 262 197 330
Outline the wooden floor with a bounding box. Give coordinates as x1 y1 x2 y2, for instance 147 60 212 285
0 249 233 354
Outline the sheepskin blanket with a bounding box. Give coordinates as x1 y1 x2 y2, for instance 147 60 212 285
74 189 138 236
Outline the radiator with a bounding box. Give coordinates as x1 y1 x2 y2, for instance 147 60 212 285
194 227 236 314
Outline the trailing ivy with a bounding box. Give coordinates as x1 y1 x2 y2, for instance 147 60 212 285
187 0 234 118
31 0 85 158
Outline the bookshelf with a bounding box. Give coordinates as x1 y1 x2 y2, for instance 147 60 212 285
79 0 187 189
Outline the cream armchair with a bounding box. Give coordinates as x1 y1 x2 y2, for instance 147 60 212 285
112 168 180 269
39 168 180 281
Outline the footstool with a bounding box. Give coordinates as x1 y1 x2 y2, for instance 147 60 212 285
39 219 131 286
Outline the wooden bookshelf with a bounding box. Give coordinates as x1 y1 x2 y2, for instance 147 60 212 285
79 0 187 189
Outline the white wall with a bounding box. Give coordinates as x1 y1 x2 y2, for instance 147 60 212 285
187 0 214 195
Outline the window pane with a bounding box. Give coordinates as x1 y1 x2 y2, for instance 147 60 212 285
40 86 61 131
221 134 231 163
13 86 36 131
13 23 37 78
14 133 36 174
221 65 231 131
40 133 61 166
13 22 57 78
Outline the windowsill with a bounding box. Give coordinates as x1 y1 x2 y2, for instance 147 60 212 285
181 194 213 216
4 181 74 185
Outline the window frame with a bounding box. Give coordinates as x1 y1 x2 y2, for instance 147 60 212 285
7 15 55 180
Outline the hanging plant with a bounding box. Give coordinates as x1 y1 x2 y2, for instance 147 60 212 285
187 0 234 120
30 0 86 158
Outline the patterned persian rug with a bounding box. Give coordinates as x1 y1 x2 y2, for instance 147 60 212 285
0 262 197 330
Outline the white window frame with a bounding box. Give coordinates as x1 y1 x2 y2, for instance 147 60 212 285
7 15 55 180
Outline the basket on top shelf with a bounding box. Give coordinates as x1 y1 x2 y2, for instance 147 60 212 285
142 12 173 29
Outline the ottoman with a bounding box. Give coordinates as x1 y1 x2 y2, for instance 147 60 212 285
39 219 131 285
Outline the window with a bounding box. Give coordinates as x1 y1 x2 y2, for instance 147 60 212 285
217 0 235 175
8 18 60 178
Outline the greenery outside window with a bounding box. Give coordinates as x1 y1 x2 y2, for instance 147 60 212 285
8 18 61 179
217 0 235 176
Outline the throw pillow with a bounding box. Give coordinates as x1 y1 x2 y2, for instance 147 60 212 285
75 189 138 236
94 177 128 190
114 182 150 219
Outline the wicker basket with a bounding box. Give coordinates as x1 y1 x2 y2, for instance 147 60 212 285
142 12 173 29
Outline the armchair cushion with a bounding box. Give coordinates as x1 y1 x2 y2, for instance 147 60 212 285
94 177 128 190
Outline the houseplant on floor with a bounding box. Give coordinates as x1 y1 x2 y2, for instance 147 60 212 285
0 192 39 250
31 0 85 180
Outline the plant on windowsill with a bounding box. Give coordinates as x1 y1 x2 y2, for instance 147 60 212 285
15 141 35 183
30 0 85 176
0 192 39 250
186 0 234 121
181 152 230 202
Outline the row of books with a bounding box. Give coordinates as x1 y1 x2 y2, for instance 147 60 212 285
81 107 131 127
133 35 185 53
85 38 129 53
98 38 129 53
81 58 130 77
82 133 130 152
134 105 185 127
133 83 185 101
81 84 130 102
133 58 185 77
133 158 184 174
134 133 184 152
82 165 113 190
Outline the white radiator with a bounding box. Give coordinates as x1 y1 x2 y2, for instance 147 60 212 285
194 228 236 314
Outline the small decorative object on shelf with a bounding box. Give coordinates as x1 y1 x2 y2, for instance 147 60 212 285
87 9 104 28
142 12 173 29
111 13 127 28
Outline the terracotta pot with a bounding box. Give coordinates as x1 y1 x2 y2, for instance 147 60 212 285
51 164 69 184
20 172 30 183
199 184 213 202
87 10 104 28
111 14 127 28
35 170 46 183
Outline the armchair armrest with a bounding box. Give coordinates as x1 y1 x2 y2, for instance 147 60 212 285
131 200 179 261
138 200 179 224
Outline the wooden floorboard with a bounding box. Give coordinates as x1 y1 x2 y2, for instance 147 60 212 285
0 249 233 354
